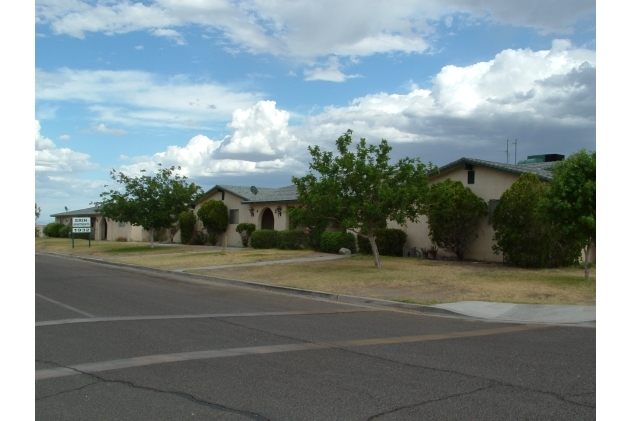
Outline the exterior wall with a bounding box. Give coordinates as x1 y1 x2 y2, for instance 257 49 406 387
194 190 293 247
390 166 520 262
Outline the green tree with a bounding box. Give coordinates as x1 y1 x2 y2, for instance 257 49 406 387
197 200 229 242
422 179 487 261
96 164 203 248
492 173 580 268
540 150 596 279
35 203 42 237
178 209 197 244
290 129 436 268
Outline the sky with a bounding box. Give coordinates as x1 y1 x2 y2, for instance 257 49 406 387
34 0 596 223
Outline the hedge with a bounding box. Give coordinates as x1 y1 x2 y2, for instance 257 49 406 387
43 222 65 238
277 230 306 250
250 229 279 249
357 228 407 256
320 231 356 254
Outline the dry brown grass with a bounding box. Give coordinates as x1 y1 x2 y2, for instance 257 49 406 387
36 238 595 305
190 255 596 306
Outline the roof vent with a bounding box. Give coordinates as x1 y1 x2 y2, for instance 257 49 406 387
517 154 564 165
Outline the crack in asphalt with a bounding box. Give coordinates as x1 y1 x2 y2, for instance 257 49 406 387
212 318 595 411
35 359 270 420
365 383 499 420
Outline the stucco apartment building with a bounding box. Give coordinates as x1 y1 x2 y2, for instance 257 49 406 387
49 154 594 263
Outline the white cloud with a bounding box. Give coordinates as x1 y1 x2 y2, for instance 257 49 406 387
36 0 594 60
135 45 144 50
92 123 127 135
35 120 99 173
221 101 299 156
113 101 307 178
59 134 71 140
297 41 596 149
151 28 186 45
36 68 260 129
304 57 362 82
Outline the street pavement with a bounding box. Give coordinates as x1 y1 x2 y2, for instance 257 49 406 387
36 253 596 420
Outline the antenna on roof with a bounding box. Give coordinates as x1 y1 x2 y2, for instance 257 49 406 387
513 139 517 165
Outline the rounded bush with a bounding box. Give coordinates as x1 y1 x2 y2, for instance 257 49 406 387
250 230 279 249
178 210 197 244
59 224 71 238
277 230 306 250
43 222 65 238
320 231 356 254
357 228 407 256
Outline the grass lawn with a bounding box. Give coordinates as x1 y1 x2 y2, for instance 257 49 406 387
36 238 595 305
190 255 596 306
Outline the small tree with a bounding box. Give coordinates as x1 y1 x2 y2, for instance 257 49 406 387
492 173 580 268
35 203 42 237
236 223 256 247
178 210 197 244
540 150 596 279
197 200 229 241
290 129 436 268
422 179 487 261
96 164 203 248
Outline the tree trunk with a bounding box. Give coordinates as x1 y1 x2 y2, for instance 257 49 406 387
150 228 155 249
583 242 592 280
367 234 381 269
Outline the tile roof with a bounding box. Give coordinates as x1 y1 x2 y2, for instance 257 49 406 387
436 157 557 181
197 184 298 204
50 206 102 217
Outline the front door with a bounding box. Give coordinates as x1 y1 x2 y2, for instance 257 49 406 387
261 208 274 230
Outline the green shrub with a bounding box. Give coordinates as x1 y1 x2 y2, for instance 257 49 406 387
59 224 71 238
236 223 256 247
277 230 306 250
250 230 279 249
320 231 356 254
43 222 65 238
197 200 229 237
178 210 197 244
357 228 407 256
190 231 208 245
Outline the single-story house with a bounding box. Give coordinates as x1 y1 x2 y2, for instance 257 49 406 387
389 154 595 263
192 185 299 247
50 207 151 242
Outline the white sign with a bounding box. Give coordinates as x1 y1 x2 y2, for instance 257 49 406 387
72 217 91 228
72 227 92 233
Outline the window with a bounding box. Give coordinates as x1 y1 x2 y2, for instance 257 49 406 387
229 209 239 224
467 170 475 184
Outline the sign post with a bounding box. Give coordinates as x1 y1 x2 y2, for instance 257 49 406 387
72 218 92 248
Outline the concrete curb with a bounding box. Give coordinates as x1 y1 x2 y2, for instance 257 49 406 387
35 251 464 318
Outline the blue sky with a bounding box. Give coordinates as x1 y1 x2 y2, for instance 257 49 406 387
34 0 596 223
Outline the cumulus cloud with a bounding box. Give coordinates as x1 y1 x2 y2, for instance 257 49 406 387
59 135 71 140
296 41 596 157
115 101 307 179
36 68 260 129
36 0 594 61
35 120 98 172
221 101 299 157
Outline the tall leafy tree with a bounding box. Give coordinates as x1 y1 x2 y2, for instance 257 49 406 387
197 200 229 243
540 150 596 279
492 173 580 268
290 129 436 268
96 164 202 248
422 179 487 261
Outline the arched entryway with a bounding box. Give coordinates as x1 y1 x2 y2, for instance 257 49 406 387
261 208 274 230
99 217 108 240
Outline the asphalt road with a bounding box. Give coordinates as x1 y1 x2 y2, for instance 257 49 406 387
35 253 595 420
